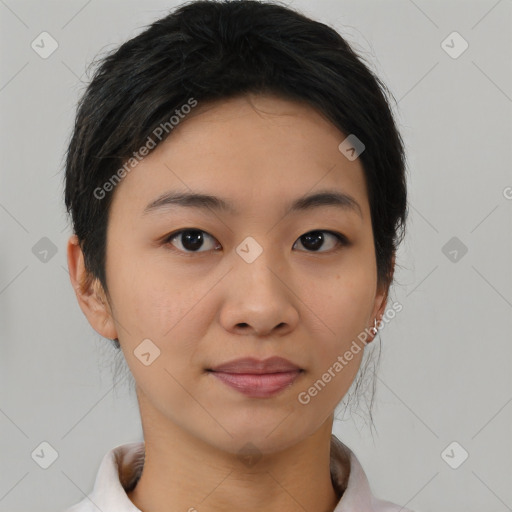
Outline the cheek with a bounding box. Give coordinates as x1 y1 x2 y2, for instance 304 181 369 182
108 250 184 333
109 259 214 376
113 275 207 413
308 269 375 343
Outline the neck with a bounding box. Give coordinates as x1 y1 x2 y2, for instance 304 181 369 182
127 393 343 512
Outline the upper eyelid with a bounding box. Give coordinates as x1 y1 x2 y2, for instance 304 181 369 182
165 228 344 239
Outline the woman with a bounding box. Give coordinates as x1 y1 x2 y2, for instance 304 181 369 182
63 1 410 510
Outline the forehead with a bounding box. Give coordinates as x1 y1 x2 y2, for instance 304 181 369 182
109 94 370 222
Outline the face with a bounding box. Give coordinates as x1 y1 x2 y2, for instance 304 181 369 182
70 93 389 456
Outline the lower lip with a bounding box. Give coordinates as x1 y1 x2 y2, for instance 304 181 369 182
209 370 302 398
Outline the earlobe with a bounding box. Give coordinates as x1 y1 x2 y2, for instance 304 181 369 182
367 288 388 343
368 253 396 342
66 234 118 340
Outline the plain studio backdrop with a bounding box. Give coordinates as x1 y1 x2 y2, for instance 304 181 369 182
0 1 511 511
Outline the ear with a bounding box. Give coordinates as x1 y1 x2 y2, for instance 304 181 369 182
367 252 396 343
67 234 118 340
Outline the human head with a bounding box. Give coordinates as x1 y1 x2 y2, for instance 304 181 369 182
64 0 407 440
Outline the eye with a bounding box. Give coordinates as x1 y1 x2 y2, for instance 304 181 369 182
164 229 221 253
162 229 348 255
293 230 348 253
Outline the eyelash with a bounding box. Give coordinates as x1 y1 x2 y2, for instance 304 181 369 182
162 229 349 255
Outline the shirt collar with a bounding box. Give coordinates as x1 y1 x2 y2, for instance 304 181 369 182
68 434 407 512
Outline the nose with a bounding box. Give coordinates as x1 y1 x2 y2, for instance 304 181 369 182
219 250 300 337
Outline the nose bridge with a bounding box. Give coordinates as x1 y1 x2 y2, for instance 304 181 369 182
219 238 298 335
233 238 284 298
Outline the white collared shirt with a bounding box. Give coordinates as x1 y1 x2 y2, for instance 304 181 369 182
63 435 412 511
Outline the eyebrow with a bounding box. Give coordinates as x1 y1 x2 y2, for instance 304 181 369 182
142 189 363 219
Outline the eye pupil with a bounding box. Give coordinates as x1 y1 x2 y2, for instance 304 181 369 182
182 230 204 251
301 231 324 251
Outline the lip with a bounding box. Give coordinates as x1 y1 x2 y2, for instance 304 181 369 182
207 357 303 398
208 356 301 374
209 370 303 398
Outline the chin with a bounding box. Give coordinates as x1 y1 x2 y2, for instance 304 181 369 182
210 421 308 457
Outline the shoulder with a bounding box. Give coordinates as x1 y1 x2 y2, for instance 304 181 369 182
331 434 415 512
61 442 145 512
371 497 416 512
61 501 96 512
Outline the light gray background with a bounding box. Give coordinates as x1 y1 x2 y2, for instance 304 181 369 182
1 1 511 511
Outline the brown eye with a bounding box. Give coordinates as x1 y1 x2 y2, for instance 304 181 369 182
293 230 348 252
165 229 221 253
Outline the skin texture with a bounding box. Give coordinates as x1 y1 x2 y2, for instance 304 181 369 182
67 93 392 512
